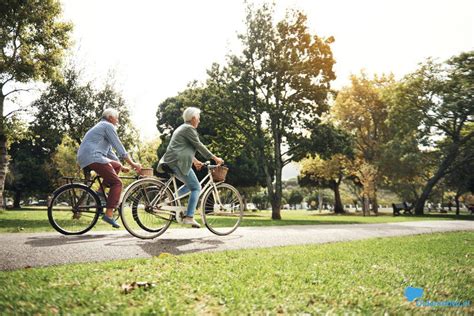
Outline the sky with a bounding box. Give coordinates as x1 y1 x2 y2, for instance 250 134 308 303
59 0 473 139
7 0 474 179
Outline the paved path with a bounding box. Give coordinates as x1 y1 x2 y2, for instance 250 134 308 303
1 220 473 271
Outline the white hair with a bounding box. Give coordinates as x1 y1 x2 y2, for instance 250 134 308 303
182 107 201 122
102 108 119 120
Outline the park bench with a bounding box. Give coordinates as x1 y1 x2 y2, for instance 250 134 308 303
392 202 413 216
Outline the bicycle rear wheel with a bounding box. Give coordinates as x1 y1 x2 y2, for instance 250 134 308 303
201 183 243 235
120 178 174 239
48 184 100 235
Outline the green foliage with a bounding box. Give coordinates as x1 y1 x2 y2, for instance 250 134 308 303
201 4 336 218
135 137 161 168
0 0 72 209
391 51 474 213
32 66 139 151
0 0 72 84
5 135 55 204
333 73 396 213
288 189 304 206
4 114 28 147
51 135 81 179
251 191 270 210
156 85 267 189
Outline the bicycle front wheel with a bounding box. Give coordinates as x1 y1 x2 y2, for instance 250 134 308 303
48 184 101 235
201 183 243 236
120 178 173 239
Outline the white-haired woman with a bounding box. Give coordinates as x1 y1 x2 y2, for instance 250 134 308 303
77 108 141 228
157 107 223 228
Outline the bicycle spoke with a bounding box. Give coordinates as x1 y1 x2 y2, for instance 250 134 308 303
120 179 173 239
48 185 100 235
202 183 243 235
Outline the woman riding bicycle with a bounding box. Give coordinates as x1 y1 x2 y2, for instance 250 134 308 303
77 108 141 228
157 107 224 228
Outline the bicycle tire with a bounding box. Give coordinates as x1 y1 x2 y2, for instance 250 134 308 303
201 183 243 236
48 183 101 235
120 178 174 239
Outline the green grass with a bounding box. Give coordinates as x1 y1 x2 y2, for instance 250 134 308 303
0 231 472 314
0 208 473 233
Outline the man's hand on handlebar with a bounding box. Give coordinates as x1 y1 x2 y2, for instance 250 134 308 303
121 166 130 173
132 163 142 173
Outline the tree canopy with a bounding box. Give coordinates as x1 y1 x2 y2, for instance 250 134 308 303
1 0 72 208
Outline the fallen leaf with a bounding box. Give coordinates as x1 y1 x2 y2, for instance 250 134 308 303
121 281 156 294
50 307 59 314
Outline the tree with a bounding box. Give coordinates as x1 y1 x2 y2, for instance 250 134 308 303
443 130 474 214
51 135 81 180
300 154 349 213
297 122 353 214
288 189 304 209
333 73 394 214
202 4 335 219
156 85 267 192
394 52 474 214
6 132 55 207
32 67 138 153
252 191 269 210
0 0 72 208
135 137 161 169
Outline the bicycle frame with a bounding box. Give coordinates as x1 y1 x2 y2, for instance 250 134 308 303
151 166 223 213
57 173 138 211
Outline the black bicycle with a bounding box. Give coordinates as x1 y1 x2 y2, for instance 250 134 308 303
47 169 137 235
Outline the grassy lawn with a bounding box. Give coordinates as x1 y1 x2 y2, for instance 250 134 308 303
0 207 473 233
0 231 472 314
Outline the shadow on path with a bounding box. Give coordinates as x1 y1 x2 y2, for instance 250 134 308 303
25 234 115 247
24 231 244 257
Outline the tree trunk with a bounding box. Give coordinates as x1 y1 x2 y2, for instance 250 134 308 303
0 92 7 210
362 194 370 216
13 190 21 208
271 159 282 219
414 149 458 215
242 194 248 212
270 118 283 220
455 192 461 216
371 176 379 215
372 191 379 215
318 190 323 212
333 177 344 214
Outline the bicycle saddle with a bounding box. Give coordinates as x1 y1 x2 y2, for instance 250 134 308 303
156 163 174 178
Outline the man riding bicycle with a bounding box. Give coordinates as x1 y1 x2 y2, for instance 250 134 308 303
157 107 224 228
77 108 141 228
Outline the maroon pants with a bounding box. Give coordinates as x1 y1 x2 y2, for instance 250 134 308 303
88 161 122 209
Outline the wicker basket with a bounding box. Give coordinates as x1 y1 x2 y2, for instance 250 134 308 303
211 166 228 182
140 168 154 177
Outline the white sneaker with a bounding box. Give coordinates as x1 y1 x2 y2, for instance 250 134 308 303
183 217 201 228
175 210 183 223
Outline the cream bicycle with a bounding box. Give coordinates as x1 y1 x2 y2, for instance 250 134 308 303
119 162 243 239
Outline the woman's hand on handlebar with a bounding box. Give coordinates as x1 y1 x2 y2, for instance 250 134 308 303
193 160 205 171
212 156 224 166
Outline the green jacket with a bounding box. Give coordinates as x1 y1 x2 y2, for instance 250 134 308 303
157 123 213 175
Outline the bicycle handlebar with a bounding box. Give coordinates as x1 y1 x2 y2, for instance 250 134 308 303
203 161 226 169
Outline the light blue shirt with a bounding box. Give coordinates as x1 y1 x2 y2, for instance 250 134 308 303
77 119 128 169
